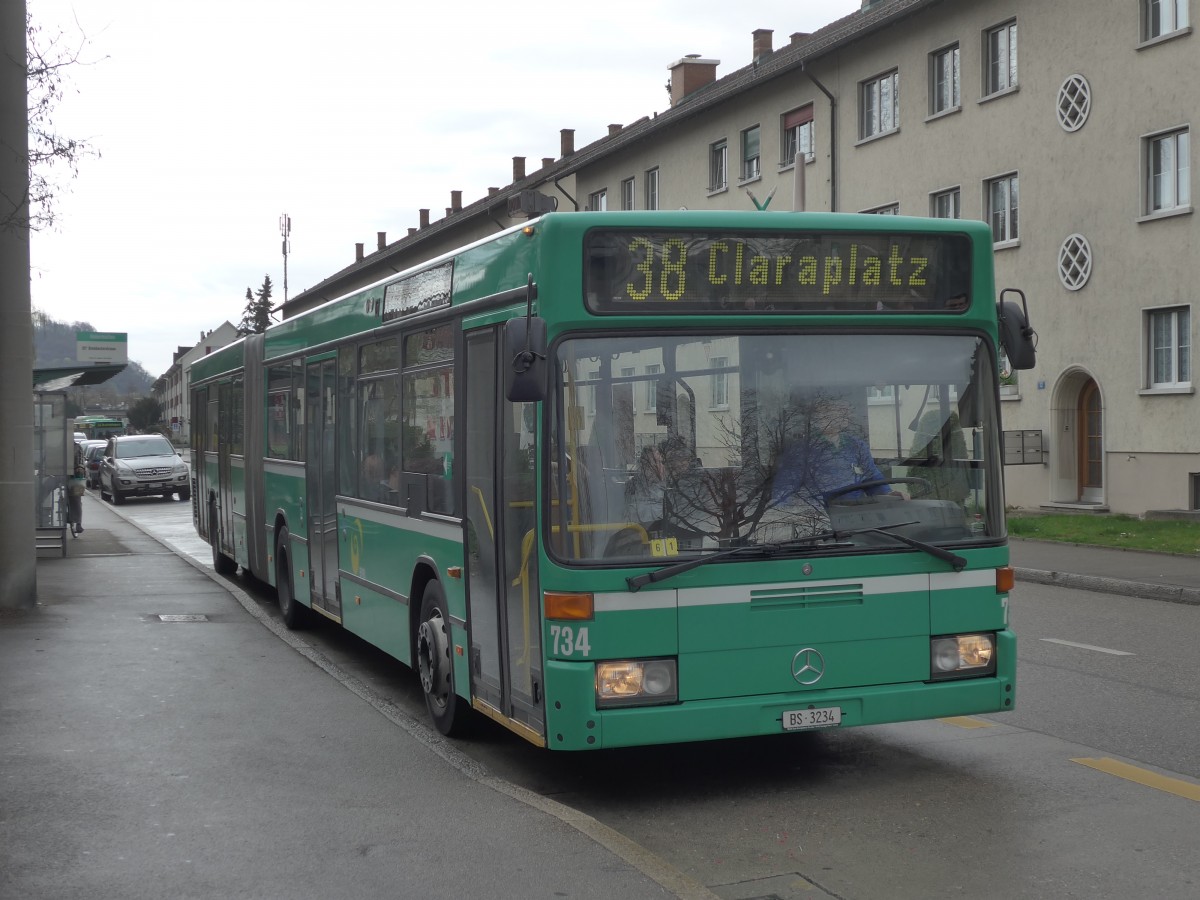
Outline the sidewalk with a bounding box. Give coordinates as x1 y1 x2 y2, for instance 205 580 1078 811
2 497 692 900
1010 537 1200 606
4 502 1196 900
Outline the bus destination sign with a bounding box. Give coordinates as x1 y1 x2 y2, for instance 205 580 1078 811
584 230 971 313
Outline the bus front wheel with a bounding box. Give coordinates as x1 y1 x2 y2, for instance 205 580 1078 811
416 581 470 737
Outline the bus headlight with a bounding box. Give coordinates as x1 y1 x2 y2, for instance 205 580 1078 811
595 658 677 708
930 633 996 679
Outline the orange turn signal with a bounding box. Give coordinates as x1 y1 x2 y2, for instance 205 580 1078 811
545 591 593 620
996 566 1015 593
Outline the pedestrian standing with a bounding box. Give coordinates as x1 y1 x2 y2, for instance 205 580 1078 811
67 465 86 536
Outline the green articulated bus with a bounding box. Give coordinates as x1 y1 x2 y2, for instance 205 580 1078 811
75 415 125 441
190 210 1037 751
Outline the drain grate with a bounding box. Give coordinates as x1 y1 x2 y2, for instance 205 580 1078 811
156 614 210 623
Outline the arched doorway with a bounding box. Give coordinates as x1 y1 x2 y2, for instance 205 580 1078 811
1049 369 1105 506
1077 378 1103 503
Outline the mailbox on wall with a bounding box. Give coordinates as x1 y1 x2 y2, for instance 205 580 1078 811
1003 430 1045 465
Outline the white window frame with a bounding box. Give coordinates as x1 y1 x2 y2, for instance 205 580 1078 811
929 44 960 115
645 168 659 210
1144 305 1192 390
782 120 813 167
740 126 761 182
709 140 728 193
984 21 1018 96
860 70 900 140
618 367 637 414
986 173 1019 245
620 177 635 211
586 369 600 415
645 364 661 411
1143 127 1191 215
709 357 729 409
863 203 899 215
1142 0 1190 41
931 187 961 218
588 189 607 211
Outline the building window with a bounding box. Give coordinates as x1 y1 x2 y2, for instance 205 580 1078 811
930 44 960 114
986 173 1019 243
985 21 1018 95
1145 127 1191 214
588 189 607 211
645 364 661 411
645 168 659 210
621 178 635 211
931 188 961 218
709 140 728 192
781 105 814 166
710 357 728 409
741 126 761 181
1143 0 1189 40
1146 306 1191 388
860 70 899 139
864 203 899 215
586 369 600 415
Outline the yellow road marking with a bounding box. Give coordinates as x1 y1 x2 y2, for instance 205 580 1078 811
1073 757 1200 803
939 716 995 729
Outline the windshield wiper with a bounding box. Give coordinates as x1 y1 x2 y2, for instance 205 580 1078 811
625 523 967 592
626 531 846 592
858 525 967 572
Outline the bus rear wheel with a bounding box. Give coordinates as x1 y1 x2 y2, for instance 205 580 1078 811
416 581 470 737
209 504 238 576
275 528 310 630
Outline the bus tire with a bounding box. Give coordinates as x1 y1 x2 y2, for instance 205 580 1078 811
210 505 238 576
275 528 309 630
416 581 470 737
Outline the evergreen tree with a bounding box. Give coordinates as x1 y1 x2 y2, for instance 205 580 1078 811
253 275 274 331
238 276 274 334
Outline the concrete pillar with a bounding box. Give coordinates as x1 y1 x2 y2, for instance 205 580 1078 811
0 0 36 607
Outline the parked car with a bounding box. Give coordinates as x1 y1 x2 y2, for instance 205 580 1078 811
100 434 191 504
80 440 107 488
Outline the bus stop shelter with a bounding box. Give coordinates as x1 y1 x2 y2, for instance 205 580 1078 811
33 363 125 556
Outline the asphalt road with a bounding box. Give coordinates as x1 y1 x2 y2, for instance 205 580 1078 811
105 493 1200 900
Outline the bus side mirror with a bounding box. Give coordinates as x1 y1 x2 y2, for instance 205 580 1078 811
998 289 1037 371
503 316 548 403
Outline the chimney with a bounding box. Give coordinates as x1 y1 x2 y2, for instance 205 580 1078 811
560 128 575 157
376 231 386 251
419 208 430 228
607 123 622 136
445 207 452 218
789 31 810 46
450 190 462 212
541 157 554 169
513 156 526 181
408 227 417 236
668 55 719 107
355 242 364 262
488 186 500 195
753 29 773 62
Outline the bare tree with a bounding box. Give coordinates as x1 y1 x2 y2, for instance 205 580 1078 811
3 12 100 233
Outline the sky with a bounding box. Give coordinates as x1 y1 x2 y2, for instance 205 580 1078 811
28 0 862 377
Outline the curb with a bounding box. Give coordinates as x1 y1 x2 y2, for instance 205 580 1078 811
1014 567 1200 607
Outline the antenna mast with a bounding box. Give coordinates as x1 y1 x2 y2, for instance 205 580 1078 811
279 213 292 305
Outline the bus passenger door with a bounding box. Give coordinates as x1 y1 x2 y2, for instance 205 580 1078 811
463 329 544 741
305 358 341 619
217 383 235 552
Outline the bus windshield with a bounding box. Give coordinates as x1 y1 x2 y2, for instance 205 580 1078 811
549 331 1001 564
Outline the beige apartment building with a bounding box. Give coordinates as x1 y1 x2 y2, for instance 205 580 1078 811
284 0 1196 517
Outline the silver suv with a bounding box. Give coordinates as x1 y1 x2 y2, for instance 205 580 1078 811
100 435 191 504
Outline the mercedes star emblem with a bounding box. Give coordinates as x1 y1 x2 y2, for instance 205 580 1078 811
791 648 825 685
